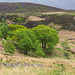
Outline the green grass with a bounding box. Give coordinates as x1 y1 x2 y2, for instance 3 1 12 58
57 12 75 16
71 41 75 44
53 48 74 59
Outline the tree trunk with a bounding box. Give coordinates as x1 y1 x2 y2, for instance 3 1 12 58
42 43 46 49
24 50 27 55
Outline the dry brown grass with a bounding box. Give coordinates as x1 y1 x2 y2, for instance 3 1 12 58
58 30 75 40
0 29 75 75
28 16 45 21
0 45 75 75
0 62 75 75
0 66 37 75
41 12 66 14
0 53 75 67
56 30 75 52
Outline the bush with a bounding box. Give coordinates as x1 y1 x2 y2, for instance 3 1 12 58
0 23 9 39
1 18 5 22
7 31 13 38
8 24 25 31
13 17 24 23
4 38 16 54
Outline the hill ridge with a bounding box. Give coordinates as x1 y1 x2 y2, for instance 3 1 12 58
0 2 65 13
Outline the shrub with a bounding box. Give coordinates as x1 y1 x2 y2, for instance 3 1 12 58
0 23 9 39
8 24 25 31
7 31 13 38
1 18 5 22
4 38 16 54
13 17 24 23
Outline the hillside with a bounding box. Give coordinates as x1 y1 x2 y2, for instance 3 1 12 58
0 2 65 13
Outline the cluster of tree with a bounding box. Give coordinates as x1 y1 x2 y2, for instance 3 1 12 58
0 23 59 57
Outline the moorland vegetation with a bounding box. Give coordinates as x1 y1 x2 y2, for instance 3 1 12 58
0 3 75 75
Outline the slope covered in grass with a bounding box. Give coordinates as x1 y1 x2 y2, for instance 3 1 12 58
0 64 75 75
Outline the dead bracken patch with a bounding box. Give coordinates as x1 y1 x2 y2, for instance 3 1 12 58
0 53 75 67
28 16 45 21
41 12 66 14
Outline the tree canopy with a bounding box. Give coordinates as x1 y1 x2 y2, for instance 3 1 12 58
32 25 59 54
0 23 59 56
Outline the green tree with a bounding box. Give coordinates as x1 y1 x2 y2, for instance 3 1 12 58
18 36 33 55
32 25 59 54
12 28 37 55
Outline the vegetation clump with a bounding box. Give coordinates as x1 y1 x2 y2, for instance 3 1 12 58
4 38 16 54
0 23 9 39
0 23 59 57
32 25 59 55
8 24 25 31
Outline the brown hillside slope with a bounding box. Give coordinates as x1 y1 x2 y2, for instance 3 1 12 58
0 2 64 13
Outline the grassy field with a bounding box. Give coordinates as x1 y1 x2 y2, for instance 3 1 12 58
0 11 75 75
0 49 75 75
0 29 75 75
41 11 75 16
0 60 75 75
1 11 75 17
57 12 75 16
